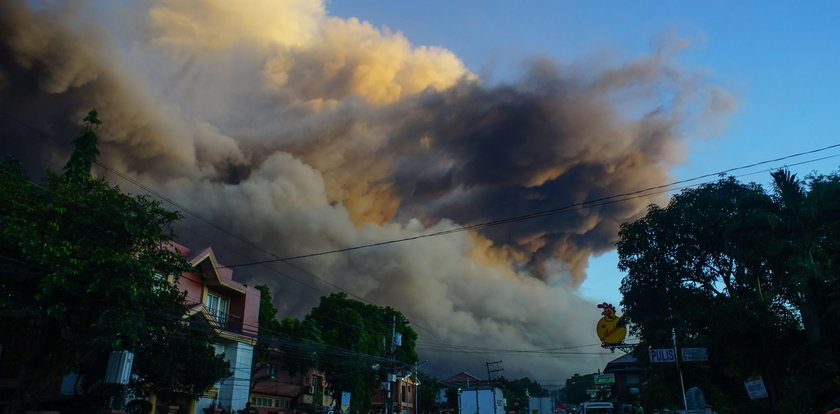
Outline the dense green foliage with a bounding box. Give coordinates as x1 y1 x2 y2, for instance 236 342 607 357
496 377 548 411
278 292 418 412
250 284 286 389
416 372 442 411
561 373 595 405
617 172 840 413
0 111 229 412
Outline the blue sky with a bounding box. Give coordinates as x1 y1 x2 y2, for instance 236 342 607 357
327 0 840 307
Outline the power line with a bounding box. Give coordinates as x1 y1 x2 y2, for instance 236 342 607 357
6 110 840 364
0 110 416 334
5 110 840 274
414 342 602 352
223 142 840 268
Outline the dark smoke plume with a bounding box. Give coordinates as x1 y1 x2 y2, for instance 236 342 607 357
0 0 734 379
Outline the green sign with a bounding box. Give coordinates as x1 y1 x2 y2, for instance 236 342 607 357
594 374 615 384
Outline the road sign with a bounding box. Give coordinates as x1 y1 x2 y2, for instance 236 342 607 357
744 376 768 399
649 348 676 363
681 347 708 362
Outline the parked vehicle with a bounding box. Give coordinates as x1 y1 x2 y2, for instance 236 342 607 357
529 397 554 414
458 388 506 414
581 401 613 414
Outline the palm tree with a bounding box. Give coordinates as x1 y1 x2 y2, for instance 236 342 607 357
770 169 824 347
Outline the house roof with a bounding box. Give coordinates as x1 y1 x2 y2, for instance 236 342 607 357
603 353 643 374
441 372 482 385
183 245 247 295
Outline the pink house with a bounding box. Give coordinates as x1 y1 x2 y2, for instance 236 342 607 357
170 243 261 414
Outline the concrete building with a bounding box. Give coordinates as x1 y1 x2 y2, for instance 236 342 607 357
249 359 332 414
602 353 643 409
172 244 261 414
372 374 418 414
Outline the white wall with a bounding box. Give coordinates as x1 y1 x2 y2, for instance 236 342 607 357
194 340 254 414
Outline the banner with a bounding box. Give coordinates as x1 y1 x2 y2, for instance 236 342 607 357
341 391 352 413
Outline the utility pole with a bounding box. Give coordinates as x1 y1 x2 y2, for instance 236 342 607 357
414 360 428 414
485 360 503 384
387 314 396 414
387 315 407 414
673 328 688 412
486 361 503 414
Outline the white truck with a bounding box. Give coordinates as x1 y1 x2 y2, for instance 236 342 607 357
581 401 613 414
458 387 506 414
528 397 554 414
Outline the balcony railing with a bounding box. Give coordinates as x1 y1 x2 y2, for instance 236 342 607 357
186 301 245 334
211 312 243 333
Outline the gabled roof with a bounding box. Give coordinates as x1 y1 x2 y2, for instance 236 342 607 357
185 245 246 295
603 353 642 374
441 372 482 385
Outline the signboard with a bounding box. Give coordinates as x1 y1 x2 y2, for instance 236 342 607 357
744 377 768 399
594 374 615 384
681 347 708 362
104 350 134 385
340 391 352 413
595 303 626 345
649 348 676 363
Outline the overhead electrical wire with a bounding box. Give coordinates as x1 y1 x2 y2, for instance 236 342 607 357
5 110 840 363
6 110 840 270
221 142 840 268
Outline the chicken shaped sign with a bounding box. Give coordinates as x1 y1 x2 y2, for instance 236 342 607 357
596 302 626 345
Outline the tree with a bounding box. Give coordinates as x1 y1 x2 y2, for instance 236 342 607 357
126 314 232 401
0 110 228 412
416 372 442 411
280 292 419 412
561 373 595 405
497 376 548 411
250 284 285 390
764 171 840 410
443 387 459 410
617 173 840 412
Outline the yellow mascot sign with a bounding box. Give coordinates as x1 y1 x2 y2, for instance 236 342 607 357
595 302 626 345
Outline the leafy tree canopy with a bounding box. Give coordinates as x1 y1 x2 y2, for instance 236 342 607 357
277 292 419 412
416 372 442 410
617 172 840 412
561 373 595 405
0 110 228 412
496 376 549 410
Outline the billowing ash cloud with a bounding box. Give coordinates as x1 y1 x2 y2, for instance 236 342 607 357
0 0 734 379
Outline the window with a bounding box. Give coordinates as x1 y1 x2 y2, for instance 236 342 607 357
206 292 228 325
252 397 275 407
401 384 407 402
267 363 278 379
310 374 322 393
